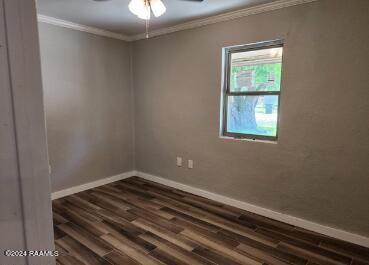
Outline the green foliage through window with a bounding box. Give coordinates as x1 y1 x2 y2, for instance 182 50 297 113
230 63 282 92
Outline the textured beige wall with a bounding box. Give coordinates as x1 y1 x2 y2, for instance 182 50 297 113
39 23 135 192
132 0 369 236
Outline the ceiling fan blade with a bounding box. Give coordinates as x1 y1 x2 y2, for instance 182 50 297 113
179 0 204 2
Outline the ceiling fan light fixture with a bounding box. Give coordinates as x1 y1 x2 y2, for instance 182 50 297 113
128 0 149 19
150 0 166 17
128 0 166 20
128 0 168 38
138 4 151 20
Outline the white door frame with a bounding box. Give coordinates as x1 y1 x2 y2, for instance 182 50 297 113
0 0 55 264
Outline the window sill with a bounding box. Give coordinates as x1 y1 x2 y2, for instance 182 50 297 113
219 135 278 144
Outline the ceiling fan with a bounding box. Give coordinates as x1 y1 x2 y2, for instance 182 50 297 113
128 0 203 20
127 0 204 37
94 0 204 38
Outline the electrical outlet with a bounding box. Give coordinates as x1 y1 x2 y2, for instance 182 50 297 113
177 157 182 167
188 160 194 169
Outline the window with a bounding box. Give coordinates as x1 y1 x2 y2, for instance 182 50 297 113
221 40 284 141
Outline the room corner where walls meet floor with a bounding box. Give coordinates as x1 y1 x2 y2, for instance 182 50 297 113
40 0 369 252
53 176 369 265
51 171 369 249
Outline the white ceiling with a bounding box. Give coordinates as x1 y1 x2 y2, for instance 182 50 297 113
36 0 279 36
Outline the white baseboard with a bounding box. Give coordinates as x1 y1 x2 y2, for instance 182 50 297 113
51 170 137 200
50 169 369 248
136 171 369 248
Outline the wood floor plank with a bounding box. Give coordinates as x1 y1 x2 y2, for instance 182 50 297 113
154 209 176 220
319 240 369 263
104 250 140 265
57 223 113 257
94 186 161 212
116 182 157 200
258 227 353 265
54 212 69 225
174 202 257 230
55 240 69 257
74 192 96 202
181 196 241 220
101 221 144 242
242 219 320 245
126 177 174 192
101 233 162 265
126 178 177 194
237 243 292 265
56 236 110 265
139 183 187 201
256 227 317 248
53 177 369 265
133 218 199 252
96 209 144 236
218 230 307 265
238 213 295 232
62 201 103 222
89 196 137 221
352 260 369 265
171 190 224 208
65 195 102 212
128 207 184 234
181 229 262 265
58 208 110 237
101 220 157 254
161 207 221 233
158 199 279 247
193 246 244 265
57 254 86 265
126 197 164 212
54 226 68 240
102 226 155 254
53 201 69 215
172 218 240 249
90 191 132 211
150 248 190 265
95 184 123 194
140 232 216 265
277 242 352 265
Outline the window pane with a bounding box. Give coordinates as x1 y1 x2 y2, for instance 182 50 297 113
227 95 279 137
230 47 282 92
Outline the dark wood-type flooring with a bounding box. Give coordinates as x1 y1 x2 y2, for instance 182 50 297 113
53 176 369 265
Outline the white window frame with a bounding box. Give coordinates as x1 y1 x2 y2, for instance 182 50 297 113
220 39 284 141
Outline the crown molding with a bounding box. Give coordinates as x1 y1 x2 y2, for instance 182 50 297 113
129 0 318 41
37 14 130 41
37 0 318 42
